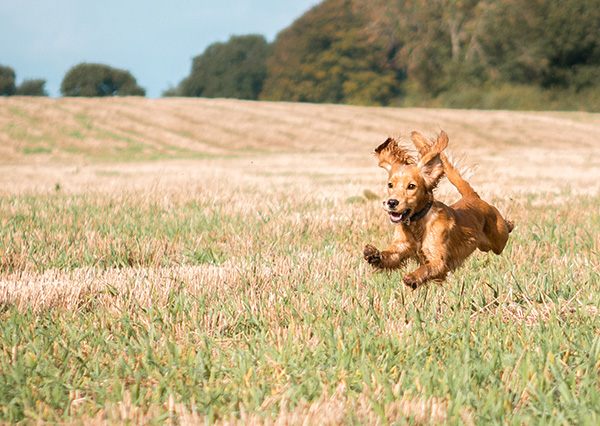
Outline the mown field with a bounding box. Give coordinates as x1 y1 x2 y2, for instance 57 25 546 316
1 97 599 425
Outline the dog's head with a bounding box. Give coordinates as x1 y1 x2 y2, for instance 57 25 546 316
374 131 448 225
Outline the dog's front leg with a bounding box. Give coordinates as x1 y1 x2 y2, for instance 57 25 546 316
403 259 448 289
403 222 451 289
364 243 412 270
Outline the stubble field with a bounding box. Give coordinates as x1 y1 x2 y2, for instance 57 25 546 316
0 97 599 424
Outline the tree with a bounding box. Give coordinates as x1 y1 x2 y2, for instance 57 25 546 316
15 79 48 96
545 0 600 90
61 63 145 97
0 65 16 96
481 0 600 90
260 0 401 105
177 35 271 99
366 0 491 97
161 86 180 97
353 0 600 103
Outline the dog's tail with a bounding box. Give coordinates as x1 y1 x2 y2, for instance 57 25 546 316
441 153 515 234
440 153 479 199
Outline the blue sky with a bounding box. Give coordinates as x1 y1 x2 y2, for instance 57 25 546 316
1 1 321 97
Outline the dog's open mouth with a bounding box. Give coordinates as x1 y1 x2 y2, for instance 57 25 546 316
389 209 411 224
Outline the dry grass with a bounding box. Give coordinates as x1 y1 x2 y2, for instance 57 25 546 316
2 97 600 198
0 98 599 424
73 388 451 426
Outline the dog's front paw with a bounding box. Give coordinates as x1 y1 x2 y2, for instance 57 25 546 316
364 244 382 268
403 273 421 290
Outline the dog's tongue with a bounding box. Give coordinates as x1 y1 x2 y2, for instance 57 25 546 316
390 209 411 224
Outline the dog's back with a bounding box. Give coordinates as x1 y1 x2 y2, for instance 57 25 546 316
440 152 514 255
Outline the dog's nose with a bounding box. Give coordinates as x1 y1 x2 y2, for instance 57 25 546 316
386 199 399 209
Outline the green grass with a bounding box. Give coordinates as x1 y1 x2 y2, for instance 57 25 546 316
23 146 52 155
0 193 237 272
0 190 599 424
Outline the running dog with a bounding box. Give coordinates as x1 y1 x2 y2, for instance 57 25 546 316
364 131 514 288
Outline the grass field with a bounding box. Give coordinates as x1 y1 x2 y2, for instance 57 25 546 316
1 97 599 424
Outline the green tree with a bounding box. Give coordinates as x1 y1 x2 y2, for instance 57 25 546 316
369 0 490 97
482 0 600 90
355 0 600 105
15 79 48 96
260 0 401 105
61 63 145 97
0 65 16 96
161 86 180 97
177 35 271 99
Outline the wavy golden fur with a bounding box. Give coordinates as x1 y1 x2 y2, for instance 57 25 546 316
364 131 514 289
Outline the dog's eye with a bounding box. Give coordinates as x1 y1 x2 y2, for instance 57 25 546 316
407 183 416 190
388 182 393 188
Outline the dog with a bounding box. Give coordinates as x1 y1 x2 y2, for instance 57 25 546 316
364 131 514 289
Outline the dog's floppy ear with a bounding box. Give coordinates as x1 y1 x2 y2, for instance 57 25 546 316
373 137 414 172
410 131 432 156
417 131 449 188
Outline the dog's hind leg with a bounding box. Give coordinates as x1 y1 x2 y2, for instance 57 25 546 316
481 207 513 255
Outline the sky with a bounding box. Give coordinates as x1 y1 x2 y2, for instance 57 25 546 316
0 0 321 98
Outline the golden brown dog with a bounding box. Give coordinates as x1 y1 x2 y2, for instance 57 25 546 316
364 131 513 288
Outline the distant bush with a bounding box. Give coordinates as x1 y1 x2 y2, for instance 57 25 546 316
401 82 600 111
61 63 145 97
15 79 48 96
0 65 16 96
161 86 181 97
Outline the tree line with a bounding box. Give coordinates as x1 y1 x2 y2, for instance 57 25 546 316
171 0 600 110
0 65 48 96
0 63 145 97
3 0 599 110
